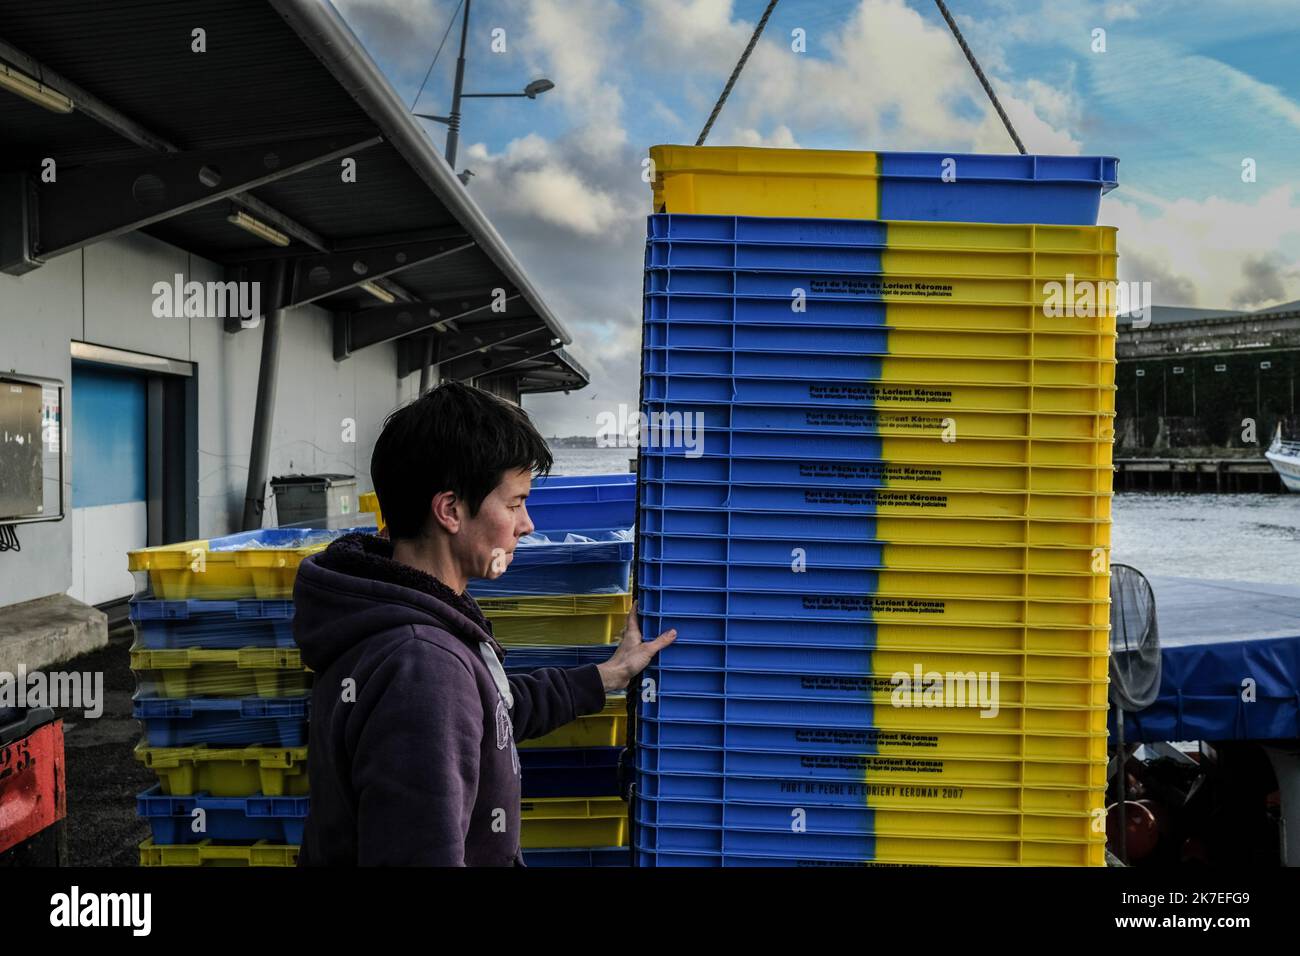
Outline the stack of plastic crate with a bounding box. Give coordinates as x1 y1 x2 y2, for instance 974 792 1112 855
635 146 1118 866
128 529 352 866
473 474 637 866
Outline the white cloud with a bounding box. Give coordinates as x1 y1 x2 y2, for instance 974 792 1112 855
1103 186 1300 309
639 0 1085 155
521 0 628 157
730 124 801 148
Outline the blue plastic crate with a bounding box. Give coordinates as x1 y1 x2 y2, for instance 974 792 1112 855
636 848 859 867
133 696 309 747
634 820 873 860
645 292 890 328
636 715 891 754
129 599 296 649
530 475 636 501
636 793 896 834
639 558 888 594
504 645 613 673
649 667 876 701
636 741 884 781
523 846 630 867
631 612 876 648
534 474 636 487
520 747 622 798
205 527 359 551
639 505 889 541
879 152 1117 224
643 348 1073 387
523 500 636 536
524 474 636 534
643 265 1063 302
637 768 862 807
644 319 900 355
637 529 891 564
468 530 633 597
646 641 871 675
649 149 1119 225
136 783 308 844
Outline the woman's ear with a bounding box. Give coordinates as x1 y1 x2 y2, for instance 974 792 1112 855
429 490 461 534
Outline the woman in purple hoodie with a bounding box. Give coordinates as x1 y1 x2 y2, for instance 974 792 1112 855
292 382 673 866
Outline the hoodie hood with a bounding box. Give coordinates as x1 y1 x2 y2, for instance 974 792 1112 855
293 532 503 673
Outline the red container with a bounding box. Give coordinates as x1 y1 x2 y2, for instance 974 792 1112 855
0 712 67 855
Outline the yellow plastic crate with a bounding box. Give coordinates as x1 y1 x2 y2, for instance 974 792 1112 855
862 783 1103 814
866 355 1116 389
520 797 628 849
480 593 632 645
359 491 385 531
651 144 883 217
131 647 309 698
773 593 1110 628
128 539 327 600
780 382 1116 416
872 622 1110 658
874 542 1110 573
878 301 1117 334
139 838 298 867
134 741 309 796
844 727 1109 763
741 407 1114 440
521 695 626 749
848 702 1107 736
849 750 1107 790
861 647 1109 683
865 436 1114 468
867 835 1104 866
858 515 1111 549
880 220 1118 254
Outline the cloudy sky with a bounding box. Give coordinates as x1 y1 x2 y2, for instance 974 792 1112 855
334 0 1300 436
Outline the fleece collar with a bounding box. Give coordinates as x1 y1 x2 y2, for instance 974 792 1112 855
315 532 506 660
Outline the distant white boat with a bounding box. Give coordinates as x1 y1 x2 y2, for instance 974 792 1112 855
1266 426 1300 492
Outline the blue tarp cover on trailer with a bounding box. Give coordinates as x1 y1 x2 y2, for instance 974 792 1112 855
1113 576 1300 743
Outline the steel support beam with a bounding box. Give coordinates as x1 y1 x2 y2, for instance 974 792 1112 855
20 135 381 266
289 238 477 309
0 36 358 281
441 331 563 382
333 287 520 359
241 260 291 530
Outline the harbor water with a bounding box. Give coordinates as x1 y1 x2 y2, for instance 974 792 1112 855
547 446 1300 587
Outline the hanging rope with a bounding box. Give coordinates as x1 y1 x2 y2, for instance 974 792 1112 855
696 0 781 146
932 0 1026 154
411 0 465 111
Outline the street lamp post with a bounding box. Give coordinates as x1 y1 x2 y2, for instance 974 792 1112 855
412 0 554 171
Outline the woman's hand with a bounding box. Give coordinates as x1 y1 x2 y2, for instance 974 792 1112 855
595 602 677 693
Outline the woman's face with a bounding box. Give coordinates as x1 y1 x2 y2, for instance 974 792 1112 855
454 467 535 580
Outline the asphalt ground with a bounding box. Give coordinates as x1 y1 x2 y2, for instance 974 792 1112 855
52 622 154 866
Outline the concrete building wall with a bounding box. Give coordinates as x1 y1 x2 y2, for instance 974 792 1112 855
0 231 421 609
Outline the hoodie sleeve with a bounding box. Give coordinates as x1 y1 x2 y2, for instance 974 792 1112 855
351 638 482 866
508 664 606 742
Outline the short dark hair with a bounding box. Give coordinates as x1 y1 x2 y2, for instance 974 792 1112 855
370 382 552 540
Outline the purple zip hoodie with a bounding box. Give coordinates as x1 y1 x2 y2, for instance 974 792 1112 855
292 532 607 866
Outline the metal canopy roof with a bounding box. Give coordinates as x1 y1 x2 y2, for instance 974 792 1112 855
0 0 588 394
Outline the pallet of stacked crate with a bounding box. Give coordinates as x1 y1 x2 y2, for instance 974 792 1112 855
127 529 357 866
634 145 1118 867
471 477 636 864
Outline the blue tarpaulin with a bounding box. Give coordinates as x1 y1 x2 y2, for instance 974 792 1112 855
1113 576 1300 743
